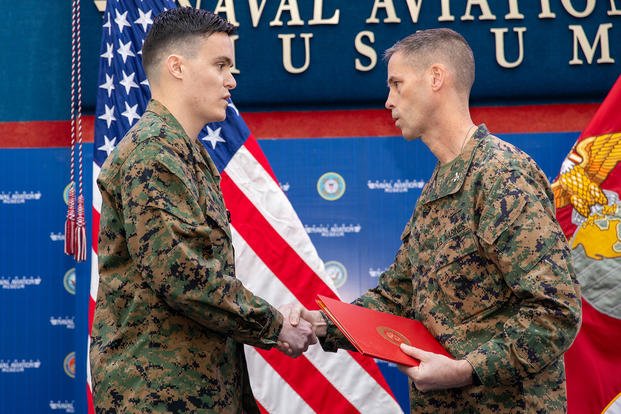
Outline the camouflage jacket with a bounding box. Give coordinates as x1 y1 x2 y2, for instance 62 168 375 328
91 100 283 413
321 125 582 413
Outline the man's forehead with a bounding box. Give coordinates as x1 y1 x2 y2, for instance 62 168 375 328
200 32 233 47
387 53 409 75
196 33 235 57
387 51 411 69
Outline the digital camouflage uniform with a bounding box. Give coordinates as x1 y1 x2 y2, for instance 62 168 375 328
321 125 582 413
91 100 283 413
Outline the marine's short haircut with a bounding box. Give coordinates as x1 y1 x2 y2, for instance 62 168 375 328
384 28 475 96
142 7 236 80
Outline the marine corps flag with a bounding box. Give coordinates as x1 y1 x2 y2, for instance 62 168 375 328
552 75 621 413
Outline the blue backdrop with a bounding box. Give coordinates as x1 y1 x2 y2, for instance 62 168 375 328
0 148 93 414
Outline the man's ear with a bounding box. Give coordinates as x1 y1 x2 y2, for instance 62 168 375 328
165 54 184 80
430 63 446 91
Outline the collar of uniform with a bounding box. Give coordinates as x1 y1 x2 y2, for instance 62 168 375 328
421 124 489 204
195 138 222 183
145 99 221 181
145 99 184 133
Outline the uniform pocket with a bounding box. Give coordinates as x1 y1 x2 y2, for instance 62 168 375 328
433 230 506 322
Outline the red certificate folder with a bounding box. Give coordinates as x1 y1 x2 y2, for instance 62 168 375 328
316 295 453 367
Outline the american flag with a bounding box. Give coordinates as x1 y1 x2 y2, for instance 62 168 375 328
91 1 401 412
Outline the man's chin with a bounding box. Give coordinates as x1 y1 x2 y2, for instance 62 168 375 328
207 112 227 123
402 133 420 141
400 129 412 140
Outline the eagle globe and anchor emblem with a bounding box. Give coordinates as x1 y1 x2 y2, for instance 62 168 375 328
551 132 621 319
376 326 411 347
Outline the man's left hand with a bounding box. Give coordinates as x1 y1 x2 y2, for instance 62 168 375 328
397 343 475 392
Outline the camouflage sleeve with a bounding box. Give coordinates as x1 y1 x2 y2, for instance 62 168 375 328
321 220 414 352
120 141 282 349
466 167 582 386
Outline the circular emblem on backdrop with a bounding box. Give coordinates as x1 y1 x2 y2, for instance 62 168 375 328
317 172 346 201
376 326 411 347
64 352 75 378
63 182 74 205
324 261 347 288
63 268 76 295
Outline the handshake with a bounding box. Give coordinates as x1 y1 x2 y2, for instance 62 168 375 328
275 303 328 358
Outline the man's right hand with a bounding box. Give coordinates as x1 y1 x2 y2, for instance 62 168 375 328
277 307 317 358
280 303 327 337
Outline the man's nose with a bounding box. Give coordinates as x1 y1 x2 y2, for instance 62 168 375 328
225 71 237 90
